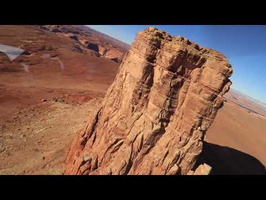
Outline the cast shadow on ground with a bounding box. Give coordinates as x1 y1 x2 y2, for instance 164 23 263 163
195 141 266 175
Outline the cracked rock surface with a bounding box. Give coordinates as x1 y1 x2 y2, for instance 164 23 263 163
64 27 233 175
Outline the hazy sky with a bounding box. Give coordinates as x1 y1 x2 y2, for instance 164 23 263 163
88 25 266 103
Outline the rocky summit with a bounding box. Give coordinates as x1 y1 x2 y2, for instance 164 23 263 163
64 27 233 175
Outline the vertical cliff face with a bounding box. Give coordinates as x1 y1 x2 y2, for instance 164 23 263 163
64 27 233 175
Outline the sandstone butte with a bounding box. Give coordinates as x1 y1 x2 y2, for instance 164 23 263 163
64 27 233 175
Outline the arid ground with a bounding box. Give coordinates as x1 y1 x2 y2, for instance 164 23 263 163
203 89 266 174
0 25 265 174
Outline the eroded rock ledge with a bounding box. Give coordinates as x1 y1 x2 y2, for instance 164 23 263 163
64 27 233 175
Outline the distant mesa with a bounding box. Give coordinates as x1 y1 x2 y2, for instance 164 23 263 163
65 27 233 175
37 25 127 63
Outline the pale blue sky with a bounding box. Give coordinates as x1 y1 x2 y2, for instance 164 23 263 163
88 25 266 103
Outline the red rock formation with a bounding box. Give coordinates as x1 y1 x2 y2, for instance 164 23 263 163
37 25 128 63
65 27 233 175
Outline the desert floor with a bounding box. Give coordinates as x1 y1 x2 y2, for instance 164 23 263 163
0 25 265 175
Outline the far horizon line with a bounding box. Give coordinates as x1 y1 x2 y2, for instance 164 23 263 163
86 25 131 45
230 87 266 105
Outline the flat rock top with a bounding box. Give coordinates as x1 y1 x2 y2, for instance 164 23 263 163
138 27 230 64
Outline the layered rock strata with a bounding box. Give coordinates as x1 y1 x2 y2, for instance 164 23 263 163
65 27 233 175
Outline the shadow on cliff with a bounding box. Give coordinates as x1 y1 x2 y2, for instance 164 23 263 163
195 142 266 175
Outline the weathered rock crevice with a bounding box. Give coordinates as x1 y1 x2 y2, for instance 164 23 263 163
64 27 233 175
